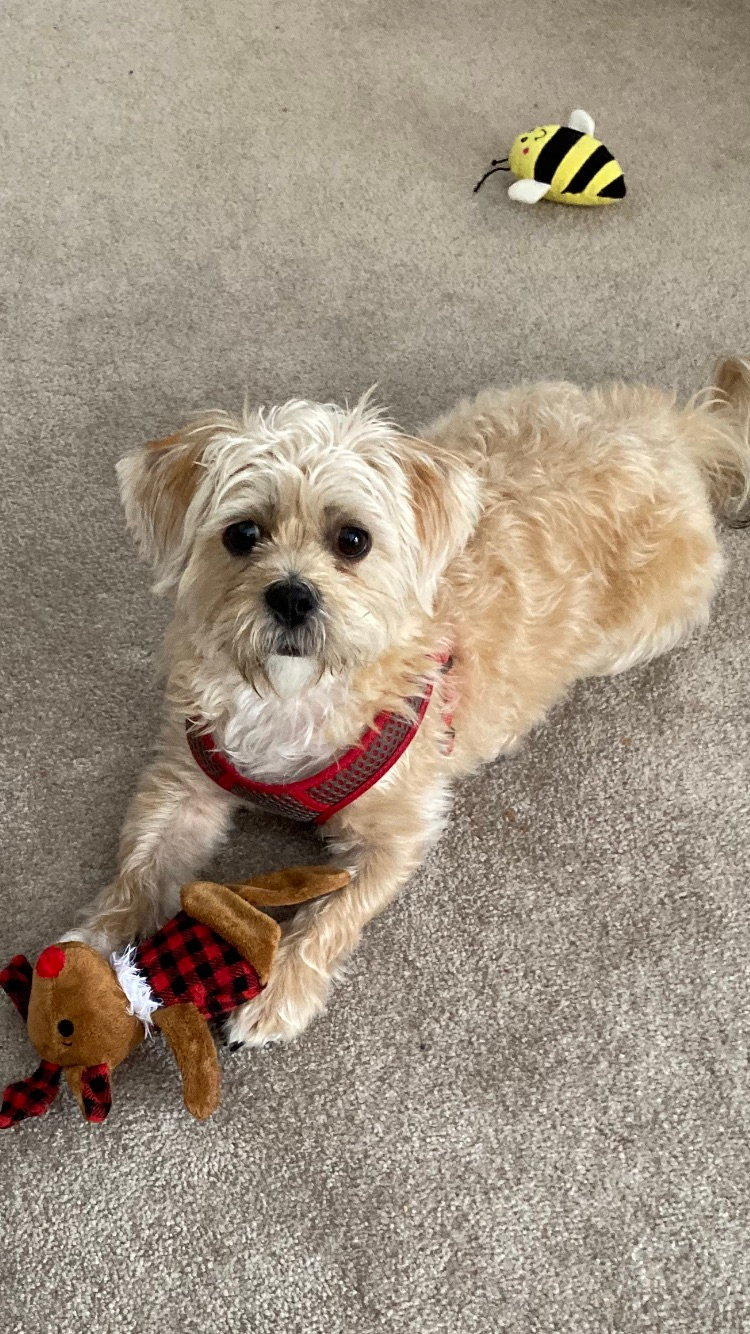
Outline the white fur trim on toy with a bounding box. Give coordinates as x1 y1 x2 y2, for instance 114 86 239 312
110 945 160 1032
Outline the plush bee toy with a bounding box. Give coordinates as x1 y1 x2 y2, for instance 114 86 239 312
474 109 625 206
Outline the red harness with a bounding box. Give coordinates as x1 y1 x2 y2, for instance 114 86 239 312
186 654 454 825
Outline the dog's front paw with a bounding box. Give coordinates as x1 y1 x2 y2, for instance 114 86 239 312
225 948 332 1050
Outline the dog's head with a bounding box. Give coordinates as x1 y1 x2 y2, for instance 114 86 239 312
118 398 480 694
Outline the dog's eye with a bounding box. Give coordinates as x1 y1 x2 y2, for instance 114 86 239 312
58 1019 74 1037
222 521 262 557
335 526 371 561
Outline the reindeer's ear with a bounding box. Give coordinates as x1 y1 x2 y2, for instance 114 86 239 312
66 1064 112 1123
0 954 33 1021
116 425 214 592
401 438 481 612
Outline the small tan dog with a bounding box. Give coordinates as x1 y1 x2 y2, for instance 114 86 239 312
74 357 750 1048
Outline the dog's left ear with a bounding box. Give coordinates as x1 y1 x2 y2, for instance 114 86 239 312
401 439 482 612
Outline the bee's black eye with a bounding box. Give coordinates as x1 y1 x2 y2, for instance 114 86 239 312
222 520 262 557
520 135 528 142
335 526 371 561
58 1019 74 1037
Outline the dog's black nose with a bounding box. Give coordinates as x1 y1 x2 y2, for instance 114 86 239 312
264 578 319 628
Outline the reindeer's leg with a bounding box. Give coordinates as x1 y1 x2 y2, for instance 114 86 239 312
153 1003 220 1120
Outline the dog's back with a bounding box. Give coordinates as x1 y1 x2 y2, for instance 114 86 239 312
425 358 750 748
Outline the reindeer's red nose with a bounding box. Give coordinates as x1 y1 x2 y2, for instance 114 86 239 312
36 946 66 979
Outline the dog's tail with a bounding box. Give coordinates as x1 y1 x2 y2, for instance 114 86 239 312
694 356 750 526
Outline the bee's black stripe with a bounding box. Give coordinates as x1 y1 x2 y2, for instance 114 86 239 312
533 127 583 185
598 173 626 198
563 144 614 195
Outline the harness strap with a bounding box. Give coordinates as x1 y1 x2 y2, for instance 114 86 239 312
186 654 453 825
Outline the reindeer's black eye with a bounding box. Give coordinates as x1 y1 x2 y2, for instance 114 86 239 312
58 1019 74 1037
222 520 262 556
335 526 371 561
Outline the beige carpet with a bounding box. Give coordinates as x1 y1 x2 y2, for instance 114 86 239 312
1 1 749 1330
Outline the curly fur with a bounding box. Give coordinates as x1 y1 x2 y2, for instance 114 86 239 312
79 358 750 1046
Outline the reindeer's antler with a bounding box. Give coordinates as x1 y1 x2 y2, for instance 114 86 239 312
0 1060 61 1128
0 954 34 1021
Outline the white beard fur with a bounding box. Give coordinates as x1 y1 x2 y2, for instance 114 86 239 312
265 654 318 699
216 662 351 783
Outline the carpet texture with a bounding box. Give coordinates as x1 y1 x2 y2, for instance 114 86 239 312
1 2 749 1330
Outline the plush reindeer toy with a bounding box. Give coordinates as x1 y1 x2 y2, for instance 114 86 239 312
0 865 348 1127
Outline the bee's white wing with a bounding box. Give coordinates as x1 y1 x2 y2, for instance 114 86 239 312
508 179 551 204
568 109 595 136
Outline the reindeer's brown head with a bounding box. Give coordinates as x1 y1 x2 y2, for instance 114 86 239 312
0 942 144 1127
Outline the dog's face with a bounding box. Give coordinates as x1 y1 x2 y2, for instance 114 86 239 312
118 398 479 694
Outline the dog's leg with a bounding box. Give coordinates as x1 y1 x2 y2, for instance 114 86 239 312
226 780 450 1048
224 843 416 1047
65 722 237 952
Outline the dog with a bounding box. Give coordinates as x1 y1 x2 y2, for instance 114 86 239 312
72 357 750 1048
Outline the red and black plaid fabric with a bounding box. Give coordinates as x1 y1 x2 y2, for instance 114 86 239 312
80 1064 112 1123
0 953 34 1021
135 911 263 1021
0 1060 61 1129
186 652 455 824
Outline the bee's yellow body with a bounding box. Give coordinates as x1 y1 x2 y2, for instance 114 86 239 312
509 119 625 205
475 110 626 207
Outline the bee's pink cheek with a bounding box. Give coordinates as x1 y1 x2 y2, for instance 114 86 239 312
523 147 529 154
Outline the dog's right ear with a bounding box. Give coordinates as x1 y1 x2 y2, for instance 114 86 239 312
116 426 212 592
